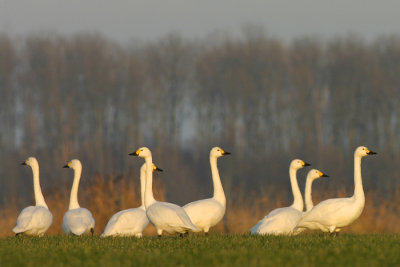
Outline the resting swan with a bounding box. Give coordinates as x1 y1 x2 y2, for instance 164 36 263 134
101 163 162 237
130 147 198 236
183 147 230 234
13 157 53 236
62 159 95 235
250 159 310 235
295 146 376 234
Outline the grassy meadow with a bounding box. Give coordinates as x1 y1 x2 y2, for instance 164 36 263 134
0 234 399 266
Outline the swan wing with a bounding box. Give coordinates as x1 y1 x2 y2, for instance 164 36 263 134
102 208 148 237
251 207 301 235
13 206 53 235
183 198 225 230
13 206 36 233
162 202 198 231
63 208 95 235
297 198 354 229
147 202 198 233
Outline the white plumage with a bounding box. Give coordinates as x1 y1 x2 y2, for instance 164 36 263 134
101 163 161 237
183 147 230 234
13 157 53 236
304 169 329 212
62 159 95 235
130 147 198 236
62 208 95 235
250 159 310 235
295 146 376 234
293 169 329 235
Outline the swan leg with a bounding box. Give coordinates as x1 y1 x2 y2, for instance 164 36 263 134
15 232 22 237
90 228 94 236
156 228 163 237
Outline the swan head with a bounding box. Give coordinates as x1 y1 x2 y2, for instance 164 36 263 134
140 163 163 172
129 147 152 158
355 146 377 157
307 169 329 181
21 157 39 168
210 147 231 158
290 159 311 170
63 159 82 170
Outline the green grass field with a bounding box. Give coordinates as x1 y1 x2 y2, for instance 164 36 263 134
0 234 399 266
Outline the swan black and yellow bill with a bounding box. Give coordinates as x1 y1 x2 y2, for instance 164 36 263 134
318 171 329 177
222 150 231 155
129 149 141 156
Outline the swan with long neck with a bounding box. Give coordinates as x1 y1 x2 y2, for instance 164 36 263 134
183 147 230 234
101 163 162 237
13 157 53 236
130 147 198 236
250 159 310 235
295 146 376 233
62 159 95 235
304 169 329 212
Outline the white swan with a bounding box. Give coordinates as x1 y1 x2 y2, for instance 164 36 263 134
101 163 162 237
183 147 230 234
62 159 95 235
304 169 329 212
130 147 198 236
250 159 310 235
13 157 53 236
292 169 329 235
295 146 376 234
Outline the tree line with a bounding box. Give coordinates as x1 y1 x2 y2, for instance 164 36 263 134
0 32 399 207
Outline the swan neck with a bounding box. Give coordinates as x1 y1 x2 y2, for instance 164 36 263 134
353 155 364 201
144 156 155 208
69 166 82 210
289 167 303 211
31 163 47 208
304 177 314 212
210 156 225 207
139 165 146 207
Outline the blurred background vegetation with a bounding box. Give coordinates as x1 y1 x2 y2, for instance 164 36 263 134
0 31 399 235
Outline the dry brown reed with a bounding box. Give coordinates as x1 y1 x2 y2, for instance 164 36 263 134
1 176 399 237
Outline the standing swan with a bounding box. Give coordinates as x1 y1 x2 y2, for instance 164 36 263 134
101 163 162 237
250 159 310 235
295 146 376 234
304 169 329 212
129 147 198 236
62 159 95 235
183 147 230 234
13 157 53 236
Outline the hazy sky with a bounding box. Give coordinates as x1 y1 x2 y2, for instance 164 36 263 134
1 0 400 43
